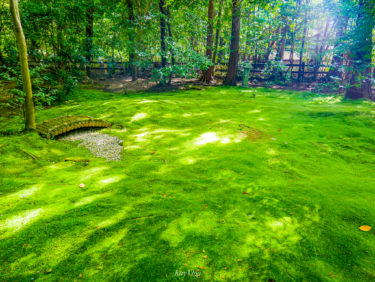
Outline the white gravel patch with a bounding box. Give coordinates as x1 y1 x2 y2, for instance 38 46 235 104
59 129 123 161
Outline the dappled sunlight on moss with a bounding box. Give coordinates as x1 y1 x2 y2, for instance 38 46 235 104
46 161 76 170
131 112 148 122
309 96 343 105
266 148 278 155
79 166 110 182
179 157 196 165
0 208 43 237
130 127 191 144
124 145 142 150
99 175 125 187
161 211 218 248
193 132 243 147
194 132 220 145
138 100 157 104
1 87 375 280
183 112 207 118
74 193 110 207
0 184 42 204
99 113 113 119
248 109 262 114
162 113 174 118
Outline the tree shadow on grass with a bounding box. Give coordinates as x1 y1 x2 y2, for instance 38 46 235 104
2 87 375 281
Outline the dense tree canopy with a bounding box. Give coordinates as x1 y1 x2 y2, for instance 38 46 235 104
0 0 374 123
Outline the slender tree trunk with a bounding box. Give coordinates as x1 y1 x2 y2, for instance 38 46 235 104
9 0 35 130
212 0 224 65
223 0 241 86
298 1 309 82
159 0 167 70
276 19 288 61
166 5 175 85
346 0 374 99
264 26 280 63
327 16 349 79
200 0 215 83
85 1 94 77
126 0 137 81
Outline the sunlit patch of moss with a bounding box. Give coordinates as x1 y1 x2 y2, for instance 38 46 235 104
99 176 124 186
131 112 148 122
74 194 110 207
0 208 43 236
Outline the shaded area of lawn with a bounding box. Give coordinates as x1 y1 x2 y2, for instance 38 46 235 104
1 87 375 281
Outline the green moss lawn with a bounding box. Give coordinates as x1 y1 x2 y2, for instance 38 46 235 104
1 87 375 281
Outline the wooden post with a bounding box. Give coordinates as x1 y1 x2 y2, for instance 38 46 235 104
302 62 305 82
104 62 108 76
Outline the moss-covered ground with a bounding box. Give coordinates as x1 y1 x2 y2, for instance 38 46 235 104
1 87 375 281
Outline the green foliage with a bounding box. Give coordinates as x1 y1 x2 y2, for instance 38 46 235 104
151 48 213 85
0 62 79 111
262 60 291 84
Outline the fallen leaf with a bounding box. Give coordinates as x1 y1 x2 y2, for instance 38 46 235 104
224 267 227 270
46 268 53 274
183 264 187 266
151 151 156 155
202 204 207 210
359 225 372 231
289 212 295 215
243 191 248 194
78 273 82 278
79 183 85 188
237 259 242 262
202 250 205 253
203 255 207 259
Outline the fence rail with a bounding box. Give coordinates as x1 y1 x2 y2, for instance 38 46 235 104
85 60 332 81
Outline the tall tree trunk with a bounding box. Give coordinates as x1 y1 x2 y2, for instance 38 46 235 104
166 5 175 85
200 0 215 83
327 15 349 79
0 49 4 64
159 0 167 70
276 18 288 61
216 37 225 64
346 0 374 99
223 0 241 86
126 0 137 81
298 1 309 82
212 0 224 65
85 1 94 77
264 26 280 63
9 0 35 130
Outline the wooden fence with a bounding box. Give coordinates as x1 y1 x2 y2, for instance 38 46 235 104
86 60 332 81
215 62 331 81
